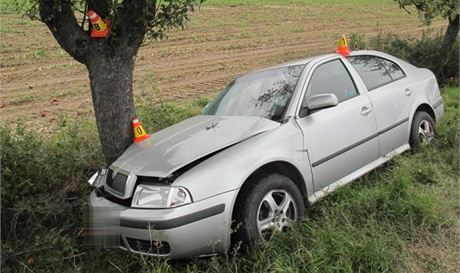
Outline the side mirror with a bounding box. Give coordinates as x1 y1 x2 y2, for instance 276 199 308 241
306 93 339 111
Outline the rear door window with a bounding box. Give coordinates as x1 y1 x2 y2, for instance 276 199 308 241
380 58 405 81
348 55 394 90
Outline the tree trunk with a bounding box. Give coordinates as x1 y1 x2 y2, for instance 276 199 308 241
38 0 157 165
87 50 136 165
435 14 459 78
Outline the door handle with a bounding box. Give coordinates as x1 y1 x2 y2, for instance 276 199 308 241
360 106 372 116
404 88 413 96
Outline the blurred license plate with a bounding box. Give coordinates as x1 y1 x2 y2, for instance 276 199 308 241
88 206 121 248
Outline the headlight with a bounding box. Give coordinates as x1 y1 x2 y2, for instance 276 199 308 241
132 184 192 208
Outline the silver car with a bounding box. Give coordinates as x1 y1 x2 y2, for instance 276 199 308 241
88 50 444 258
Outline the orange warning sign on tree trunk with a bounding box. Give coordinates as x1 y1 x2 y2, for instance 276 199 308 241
87 10 110 38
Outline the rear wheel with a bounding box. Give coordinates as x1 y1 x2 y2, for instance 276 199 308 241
410 111 436 147
232 173 304 249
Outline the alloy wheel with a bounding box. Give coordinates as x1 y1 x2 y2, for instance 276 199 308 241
256 189 298 239
418 119 434 144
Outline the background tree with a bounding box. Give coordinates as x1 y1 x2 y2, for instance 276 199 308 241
21 0 203 165
395 0 459 77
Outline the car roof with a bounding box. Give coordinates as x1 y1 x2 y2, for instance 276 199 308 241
258 54 329 71
240 50 414 78
246 50 388 74
264 50 402 69
350 50 395 59
242 53 331 76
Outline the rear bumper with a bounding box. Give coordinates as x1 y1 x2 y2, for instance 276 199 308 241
88 189 237 259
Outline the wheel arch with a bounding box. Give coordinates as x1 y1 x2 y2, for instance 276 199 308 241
415 103 436 122
230 161 307 222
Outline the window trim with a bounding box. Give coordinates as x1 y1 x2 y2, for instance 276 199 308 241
297 58 360 117
347 55 407 92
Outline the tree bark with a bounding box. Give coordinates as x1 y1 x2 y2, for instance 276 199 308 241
86 50 136 165
435 14 459 78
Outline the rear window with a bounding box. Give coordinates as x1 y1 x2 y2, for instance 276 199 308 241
380 58 405 81
348 55 405 91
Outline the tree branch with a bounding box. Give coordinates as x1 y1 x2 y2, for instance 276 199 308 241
401 5 412 15
39 0 93 64
87 0 110 18
110 0 157 51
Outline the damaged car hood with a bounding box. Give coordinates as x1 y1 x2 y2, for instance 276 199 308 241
111 115 279 178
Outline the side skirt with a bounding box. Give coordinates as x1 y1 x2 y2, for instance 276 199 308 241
308 143 411 204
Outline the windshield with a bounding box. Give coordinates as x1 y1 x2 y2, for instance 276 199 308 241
202 64 306 121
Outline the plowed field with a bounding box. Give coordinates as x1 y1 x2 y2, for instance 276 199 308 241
0 3 445 129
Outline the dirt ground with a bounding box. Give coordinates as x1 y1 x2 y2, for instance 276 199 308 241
0 3 445 130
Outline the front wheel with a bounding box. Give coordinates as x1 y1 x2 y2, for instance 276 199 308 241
232 173 305 249
410 111 436 147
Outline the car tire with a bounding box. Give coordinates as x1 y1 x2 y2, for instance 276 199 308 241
231 173 305 250
410 111 436 147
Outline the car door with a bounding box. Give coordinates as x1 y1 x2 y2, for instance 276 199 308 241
347 55 413 156
296 57 379 191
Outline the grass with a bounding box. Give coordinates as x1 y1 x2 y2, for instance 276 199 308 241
1 86 458 273
0 0 32 14
9 95 35 105
33 48 48 58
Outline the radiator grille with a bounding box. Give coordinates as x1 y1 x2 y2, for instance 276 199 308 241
105 168 128 194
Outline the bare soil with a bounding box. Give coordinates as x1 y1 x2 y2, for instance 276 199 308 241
0 4 445 130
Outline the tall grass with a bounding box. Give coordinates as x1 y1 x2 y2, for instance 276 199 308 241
1 87 458 273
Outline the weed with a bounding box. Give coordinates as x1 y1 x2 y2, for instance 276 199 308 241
348 32 366 50
9 95 35 105
33 48 48 58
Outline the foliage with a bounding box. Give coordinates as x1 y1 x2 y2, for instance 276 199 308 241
394 0 459 83
0 120 103 208
394 0 459 24
7 0 205 40
348 32 367 51
372 32 459 86
349 31 459 86
138 97 209 132
1 87 458 272
0 120 103 272
152 0 205 39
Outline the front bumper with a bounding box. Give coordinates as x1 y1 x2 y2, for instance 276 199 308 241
88 189 237 259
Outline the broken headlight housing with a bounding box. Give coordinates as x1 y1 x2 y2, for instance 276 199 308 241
132 184 192 208
88 169 107 190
